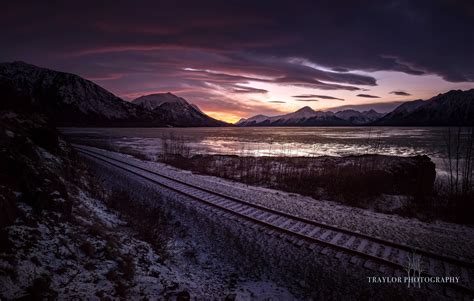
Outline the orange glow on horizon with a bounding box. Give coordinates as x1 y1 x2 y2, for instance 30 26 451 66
205 111 242 124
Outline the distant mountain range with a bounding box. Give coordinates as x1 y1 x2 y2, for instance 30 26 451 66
236 107 384 126
1 61 473 127
238 89 474 126
0 61 226 127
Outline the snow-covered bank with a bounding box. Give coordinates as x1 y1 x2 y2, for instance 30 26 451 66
78 145 474 262
1 112 299 299
0 113 190 299
83 150 445 300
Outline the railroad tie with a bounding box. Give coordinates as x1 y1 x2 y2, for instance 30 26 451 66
381 246 392 260
239 207 254 215
306 226 321 238
329 232 343 245
320 247 330 255
288 221 302 232
363 260 375 270
296 239 305 247
396 250 407 265
278 219 293 229
270 216 284 226
350 255 361 265
343 236 356 248
356 239 368 253
319 230 332 241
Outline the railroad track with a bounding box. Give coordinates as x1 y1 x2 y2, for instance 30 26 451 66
74 145 474 297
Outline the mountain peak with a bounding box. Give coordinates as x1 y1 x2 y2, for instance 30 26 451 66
131 92 227 126
296 106 315 113
132 93 188 109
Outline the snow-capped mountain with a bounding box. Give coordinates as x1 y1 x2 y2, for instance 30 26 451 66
0 62 226 127
335 109 384 124
237 106 382 126
132 93 226 126
133 92 188 109
374 99 425 125
237 89 474 126
375 90 474 125
235 114 270 125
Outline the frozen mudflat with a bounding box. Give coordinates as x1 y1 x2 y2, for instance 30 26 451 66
79 145 474 262
62 126 454 174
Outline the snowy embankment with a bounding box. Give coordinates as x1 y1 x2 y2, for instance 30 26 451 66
1 110 299 299
83 147 440 300
1 141 295 299
80 152 302 299
1 191 180 299
78 145 474 262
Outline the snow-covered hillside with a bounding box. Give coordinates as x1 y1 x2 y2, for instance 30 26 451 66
133 92 189 109
376 89 474 125
132 92 226 126
335 109 384 124
237 106 383 126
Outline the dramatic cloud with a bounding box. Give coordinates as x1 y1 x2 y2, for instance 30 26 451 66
2 1 472 85
231 86 268 94
294 99 320 102
268 100 285 103
357 94 381 98
293 94 344 100
1 0 473 120
390 91 411 96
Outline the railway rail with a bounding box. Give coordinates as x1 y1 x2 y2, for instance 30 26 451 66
74 144 474 297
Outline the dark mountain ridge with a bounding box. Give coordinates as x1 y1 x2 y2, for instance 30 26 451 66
375 89 474 126
0 61 226 127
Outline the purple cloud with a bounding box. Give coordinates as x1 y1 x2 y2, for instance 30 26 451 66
390 90 411 96
293 94 344 100
357 94 380 98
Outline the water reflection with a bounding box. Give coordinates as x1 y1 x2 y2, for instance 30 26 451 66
61 126 455 173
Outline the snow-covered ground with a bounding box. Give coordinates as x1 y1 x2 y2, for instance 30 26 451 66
78 145 461 300
83 152 302 300
0 128 297 300
77 145 474 262
1 165 297 300
0 171 197 299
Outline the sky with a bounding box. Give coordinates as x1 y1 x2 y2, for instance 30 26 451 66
1 0 473 123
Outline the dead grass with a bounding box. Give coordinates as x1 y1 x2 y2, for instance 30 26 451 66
161 153 435 207
106 189 170 260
